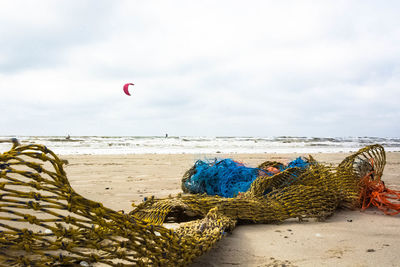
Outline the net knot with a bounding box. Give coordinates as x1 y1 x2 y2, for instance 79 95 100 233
27 201 41 210
24 214 39 225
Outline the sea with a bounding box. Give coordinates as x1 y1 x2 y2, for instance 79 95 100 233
1 136 399 155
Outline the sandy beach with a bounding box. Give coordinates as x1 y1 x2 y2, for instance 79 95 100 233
2 0 399 266
60 151 400 267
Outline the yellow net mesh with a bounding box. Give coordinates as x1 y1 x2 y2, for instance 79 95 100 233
0 142 385 266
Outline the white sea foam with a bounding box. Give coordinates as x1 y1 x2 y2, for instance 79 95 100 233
0 136 399 155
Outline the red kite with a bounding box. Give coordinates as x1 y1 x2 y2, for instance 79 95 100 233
123 83 134 96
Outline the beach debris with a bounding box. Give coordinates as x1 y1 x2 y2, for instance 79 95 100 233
2 137 22 149
359 167 400 215
347 219 353 222
266 166 280 174
182 158 259 197
0 143 393 266
182 157 309 198
267 258 294 267
366 249 376 252
298 216 309 223
123 82 134 96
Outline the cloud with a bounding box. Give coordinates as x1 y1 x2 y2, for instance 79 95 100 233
0 1 116 73
1 1 400 136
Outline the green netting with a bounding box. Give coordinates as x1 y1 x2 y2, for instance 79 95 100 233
0 142 386 266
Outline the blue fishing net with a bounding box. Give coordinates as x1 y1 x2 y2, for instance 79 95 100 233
184 157 309 198
184 159 257 198
286 157 309 170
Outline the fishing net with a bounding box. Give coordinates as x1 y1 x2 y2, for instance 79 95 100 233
0 144 234 266
182 157 309 198
0 142 391 266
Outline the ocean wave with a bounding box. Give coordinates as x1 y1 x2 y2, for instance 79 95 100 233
0 136 399 154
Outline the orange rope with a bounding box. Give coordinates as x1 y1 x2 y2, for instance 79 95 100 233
359 171 400 215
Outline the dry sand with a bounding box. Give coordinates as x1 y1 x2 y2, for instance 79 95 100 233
62 152 400 267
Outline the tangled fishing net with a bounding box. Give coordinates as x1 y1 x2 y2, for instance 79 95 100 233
0 141 398 266
182 157 309 198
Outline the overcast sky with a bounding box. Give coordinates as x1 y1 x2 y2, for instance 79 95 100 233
1 1 399 137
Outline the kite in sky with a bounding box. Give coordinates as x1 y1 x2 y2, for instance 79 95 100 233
123 83 134 96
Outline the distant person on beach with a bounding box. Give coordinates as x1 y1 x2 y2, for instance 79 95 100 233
66 134 70 140
165 133 168 138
